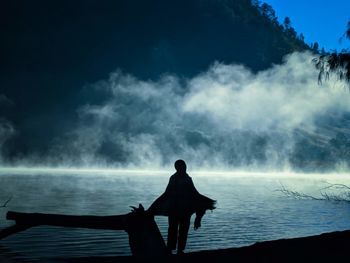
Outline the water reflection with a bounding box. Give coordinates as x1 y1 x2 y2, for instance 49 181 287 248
0 170 350 261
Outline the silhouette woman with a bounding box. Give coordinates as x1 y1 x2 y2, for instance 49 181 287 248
148 160 216 254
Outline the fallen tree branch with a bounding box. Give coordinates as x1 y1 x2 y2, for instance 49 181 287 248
276 183 350 203
0 204 168 257
0 196 12 208
6 211 129 230
275 184 324 201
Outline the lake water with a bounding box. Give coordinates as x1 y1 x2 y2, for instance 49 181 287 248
1 168 350 262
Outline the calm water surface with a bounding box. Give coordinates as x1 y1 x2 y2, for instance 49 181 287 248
1 169 350 261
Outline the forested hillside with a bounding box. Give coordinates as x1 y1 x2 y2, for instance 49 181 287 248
1 0 316 168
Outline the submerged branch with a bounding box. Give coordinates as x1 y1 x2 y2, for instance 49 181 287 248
276 184 324 201
0 196 12 208
320 183 350 191
276 183 350 203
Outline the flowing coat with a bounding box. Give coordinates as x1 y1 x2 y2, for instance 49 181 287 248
148 172 216 217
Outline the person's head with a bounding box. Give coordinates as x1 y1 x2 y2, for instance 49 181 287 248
174 159 187 173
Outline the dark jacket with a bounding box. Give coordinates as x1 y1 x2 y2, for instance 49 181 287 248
148 172 216 217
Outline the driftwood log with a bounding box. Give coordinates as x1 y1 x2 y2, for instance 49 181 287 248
0 204 167 257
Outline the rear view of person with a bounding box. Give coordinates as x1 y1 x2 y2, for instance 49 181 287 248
148 160 216 254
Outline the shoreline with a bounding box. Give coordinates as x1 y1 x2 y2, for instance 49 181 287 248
58 229 350 262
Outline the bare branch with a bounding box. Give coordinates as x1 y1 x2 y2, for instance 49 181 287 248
275 183 323 201
320 182 350 191
276 183 350 203
0 196 12 208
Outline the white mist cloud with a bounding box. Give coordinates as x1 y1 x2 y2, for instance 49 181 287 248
44 52 350 170
184 52 349 132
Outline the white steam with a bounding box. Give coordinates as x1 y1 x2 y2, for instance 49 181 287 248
26 52 350 170
184 53 348 132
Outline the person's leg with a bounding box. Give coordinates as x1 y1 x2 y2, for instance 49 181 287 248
167 216 179 251
177 215 191 253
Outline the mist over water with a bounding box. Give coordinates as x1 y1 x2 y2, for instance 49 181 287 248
2 52 350 171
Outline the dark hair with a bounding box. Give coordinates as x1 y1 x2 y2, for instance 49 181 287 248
174 159 186 172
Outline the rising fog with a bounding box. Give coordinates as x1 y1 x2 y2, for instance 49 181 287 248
2 52 350 171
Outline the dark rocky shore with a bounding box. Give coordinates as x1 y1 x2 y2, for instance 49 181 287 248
59 229 350 263
1 229 349 262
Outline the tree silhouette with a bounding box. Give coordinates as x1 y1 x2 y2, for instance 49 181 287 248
314 21 350 84
283 17 292 30
282 17 297 39
260 3 277 23
311 42 319 53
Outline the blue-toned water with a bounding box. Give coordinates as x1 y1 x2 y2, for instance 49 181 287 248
1 168 350 262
